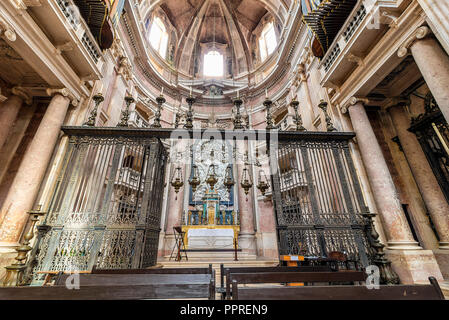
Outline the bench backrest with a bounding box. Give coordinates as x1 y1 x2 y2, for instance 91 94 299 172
232 277 445 300
52 272 216 300
222 265 333 297
91 264 213 275
0 281 215 300
226 270 364 298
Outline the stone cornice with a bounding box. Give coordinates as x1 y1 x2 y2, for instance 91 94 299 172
397 26 432 58
0 1 88 100
329 2 425 108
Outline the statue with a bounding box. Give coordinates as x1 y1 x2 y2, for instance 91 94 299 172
168 44 175 63
217 210 224 225
225 210 233 225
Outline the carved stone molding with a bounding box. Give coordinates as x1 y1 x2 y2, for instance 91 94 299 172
11 86 32 105
0 17 16 42
118 56 133 82
0 88 7 102
345 53 364 66
9 0 42 9
386 97 411 111
55 42 74 55
397 26 432 58
341 96 370 114
46 87 79 107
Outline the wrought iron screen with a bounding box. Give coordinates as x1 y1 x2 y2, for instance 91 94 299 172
409 94 449 204
270 136 372 268
28 131 167 283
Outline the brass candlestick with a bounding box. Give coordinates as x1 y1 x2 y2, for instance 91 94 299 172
117 96 135 127
184 95 195 129
233 98 244 130
318 100 337 132
290 100 306 132
3 208 45 287
264 98 275 130
363 212 400 285
151 95 166 128
84 93 104 127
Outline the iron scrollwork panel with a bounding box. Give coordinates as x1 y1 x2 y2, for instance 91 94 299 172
272 138 372 267
30 134 167 283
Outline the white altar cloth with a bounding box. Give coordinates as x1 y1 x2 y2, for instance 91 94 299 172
187 228 234 249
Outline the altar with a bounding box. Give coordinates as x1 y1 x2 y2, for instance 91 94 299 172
181 139 240 249
185 227 236 249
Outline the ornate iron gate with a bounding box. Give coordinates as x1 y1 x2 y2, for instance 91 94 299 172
409 94 449 204
28 130 167 283
270 134 372 268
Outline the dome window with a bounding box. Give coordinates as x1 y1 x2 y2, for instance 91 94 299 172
259 22 277 61
204 50 224 77
149 17 169 58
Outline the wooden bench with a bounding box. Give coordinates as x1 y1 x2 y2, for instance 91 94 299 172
90 264 213 275
231 276 445 300
221 265 335 300
0 272 215 300
37 265 213 285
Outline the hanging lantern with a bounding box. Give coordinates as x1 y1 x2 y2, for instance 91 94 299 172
189 164 201 192
257 170 270 196
240 166 253 195
206 164 218 190
171 166 184 194
224 165 235 192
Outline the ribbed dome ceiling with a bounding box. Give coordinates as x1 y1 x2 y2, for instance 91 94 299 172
157 0 278 78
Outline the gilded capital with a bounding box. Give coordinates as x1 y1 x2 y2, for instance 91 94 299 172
397 26 431 58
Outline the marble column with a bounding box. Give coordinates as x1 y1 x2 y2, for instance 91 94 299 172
0 90 27 151
388 103 449 250
0 90 71 246
296 65 315 129
347 99 420 250
416 0 449 55
236 140 256 255
399 26 449 123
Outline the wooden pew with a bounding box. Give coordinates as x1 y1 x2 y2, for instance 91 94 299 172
0 271 216 300
232 276 445 300
221 266 335 300
91 264 213 275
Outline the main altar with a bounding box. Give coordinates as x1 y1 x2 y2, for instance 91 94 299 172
181 139 240 249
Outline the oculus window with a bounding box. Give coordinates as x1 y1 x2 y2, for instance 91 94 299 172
149 17 169 58
259 22 277 61
204 51 224 77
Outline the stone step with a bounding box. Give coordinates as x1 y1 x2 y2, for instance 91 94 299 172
162 250 259 261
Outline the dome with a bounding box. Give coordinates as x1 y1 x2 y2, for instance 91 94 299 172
144 0 284 81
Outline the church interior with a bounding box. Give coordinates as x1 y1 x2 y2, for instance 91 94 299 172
0 0 448 300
